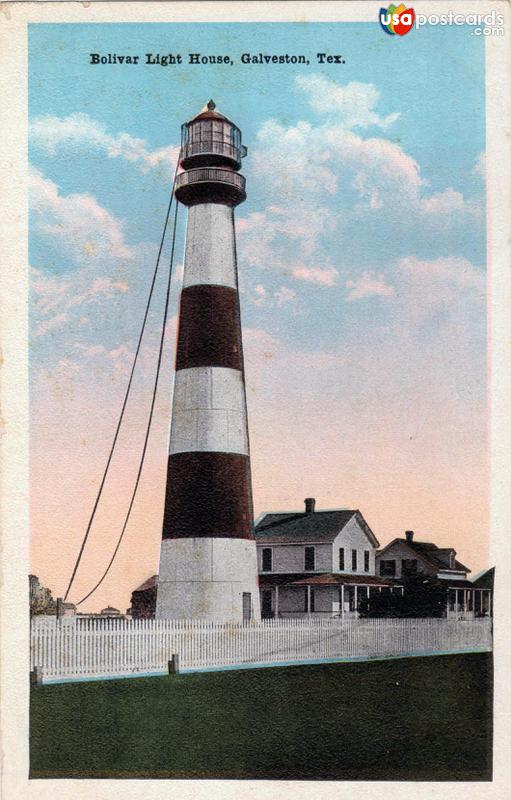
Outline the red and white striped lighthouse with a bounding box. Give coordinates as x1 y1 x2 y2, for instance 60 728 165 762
155 101 260 622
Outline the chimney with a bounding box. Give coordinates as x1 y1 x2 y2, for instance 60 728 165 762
305 498 316 514
405 530 414 543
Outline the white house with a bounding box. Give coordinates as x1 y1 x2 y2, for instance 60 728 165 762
254 498 402 618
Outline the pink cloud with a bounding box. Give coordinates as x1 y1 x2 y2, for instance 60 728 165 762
291 265 338 286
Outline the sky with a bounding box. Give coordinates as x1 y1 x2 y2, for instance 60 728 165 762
29 22 487 612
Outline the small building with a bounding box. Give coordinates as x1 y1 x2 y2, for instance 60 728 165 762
376 531 492 618
254 498 402 619
99 606 122 617
129 575 158 619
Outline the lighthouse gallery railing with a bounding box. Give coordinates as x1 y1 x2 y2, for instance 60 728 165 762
175 167 246 192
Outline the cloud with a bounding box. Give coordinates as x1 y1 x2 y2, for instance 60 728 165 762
251 284 267 307
233 78 480 299
274 286 297 307
291 266 338 287
31 267 132 339
249 284 297 307
296 75 400 130
74 342 135 375
419 187 480 219
31 270 70 314
67 277 130 309
29 113 179 175
34 312 69 338
473 151 485 180
394 255 485 321
253 120 338 196
346 272 395 301
238 204 339 287
30 167 135 266
250 79 480 225
341 256 483 316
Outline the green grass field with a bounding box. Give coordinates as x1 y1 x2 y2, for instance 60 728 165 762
30 653 492 780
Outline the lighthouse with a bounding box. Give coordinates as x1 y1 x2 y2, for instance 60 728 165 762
155 101 261 622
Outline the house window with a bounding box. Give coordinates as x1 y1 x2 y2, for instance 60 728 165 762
364 551 370 572
379 559 396 577
402 558 417 576
352 549 357 571
339 548 345 570
242 592 252 622
305 546 315 571
261 590 273 618
262 548 272 572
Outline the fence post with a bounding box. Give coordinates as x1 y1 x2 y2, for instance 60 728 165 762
30 666 43 686
168 653 180 675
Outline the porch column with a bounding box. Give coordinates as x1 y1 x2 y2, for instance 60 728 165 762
354 585 358 614
463 590 467 615
307 585 311 617
341 585 345 619
456 589 459 616
274 585 279 619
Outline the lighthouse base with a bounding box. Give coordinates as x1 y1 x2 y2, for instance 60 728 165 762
155 537 261 622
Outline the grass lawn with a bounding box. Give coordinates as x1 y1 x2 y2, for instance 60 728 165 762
30 653 492 780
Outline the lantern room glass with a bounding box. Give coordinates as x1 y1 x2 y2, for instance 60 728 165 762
182 120 241 148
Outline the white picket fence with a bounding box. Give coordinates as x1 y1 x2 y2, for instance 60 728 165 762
30 616 492 683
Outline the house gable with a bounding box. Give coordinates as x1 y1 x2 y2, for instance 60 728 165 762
376 538 469 580
332 512 378 575
377 539 437 578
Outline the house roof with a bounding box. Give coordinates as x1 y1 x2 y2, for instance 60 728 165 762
258 572 401 588
443 579 484 589
255 509 379 547
133 575 158 593
290 574 402 588
377 538 470 574
471 567 494 588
